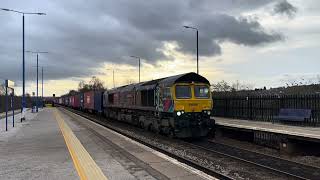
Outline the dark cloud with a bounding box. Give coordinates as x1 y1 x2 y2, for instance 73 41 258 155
0 0 287 84
273 0 298 18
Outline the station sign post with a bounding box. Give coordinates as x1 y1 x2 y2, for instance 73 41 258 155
5 80 15 131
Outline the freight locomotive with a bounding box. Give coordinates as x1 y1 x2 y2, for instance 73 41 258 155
57 72 215 138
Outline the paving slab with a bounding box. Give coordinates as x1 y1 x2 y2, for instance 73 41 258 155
0 108 33 139
0 107 215 180
0 108 78 180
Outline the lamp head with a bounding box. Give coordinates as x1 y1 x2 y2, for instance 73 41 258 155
0 8 10 11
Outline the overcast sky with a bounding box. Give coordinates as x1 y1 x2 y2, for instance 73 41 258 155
1 0 320 96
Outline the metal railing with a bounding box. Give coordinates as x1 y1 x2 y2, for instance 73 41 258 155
212 94 320 126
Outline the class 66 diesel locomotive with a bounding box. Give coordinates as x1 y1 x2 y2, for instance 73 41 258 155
103 72 214 138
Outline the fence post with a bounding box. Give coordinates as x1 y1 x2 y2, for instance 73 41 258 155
12 90 14 127
250 96 253 120
5 86 8 131
246 96 250 119
225 97 228 117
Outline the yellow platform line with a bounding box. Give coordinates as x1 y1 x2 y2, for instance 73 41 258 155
54 109 108 180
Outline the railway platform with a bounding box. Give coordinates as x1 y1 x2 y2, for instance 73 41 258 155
213 117 320 153
0 107 213 180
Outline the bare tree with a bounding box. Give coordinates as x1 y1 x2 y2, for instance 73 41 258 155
211 80 232 92
89 76 105 91
231 80 240 91
78 76 105 92
78 80 90 92
68 90 77 95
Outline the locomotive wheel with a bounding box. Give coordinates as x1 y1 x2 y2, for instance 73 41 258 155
150 124 160 134
154 126 160 134
140 121 145 129
168 129 175 139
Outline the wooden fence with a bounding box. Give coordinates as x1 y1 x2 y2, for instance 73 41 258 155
212 94 320 126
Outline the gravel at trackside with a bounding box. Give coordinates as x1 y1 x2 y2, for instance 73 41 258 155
213 135 320 168
94 117 294 180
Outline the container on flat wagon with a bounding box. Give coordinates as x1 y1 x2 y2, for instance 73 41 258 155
70 96 75 107
74 94 80 109
80 93 84 110
67 96 70 106
58 98 63 104
64 97 69 106
84 91 94 110
94 91 103 113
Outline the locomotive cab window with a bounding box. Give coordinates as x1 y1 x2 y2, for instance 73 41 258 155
175 85 191 99
194 85 210 98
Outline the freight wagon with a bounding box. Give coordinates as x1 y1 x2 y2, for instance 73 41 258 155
70 95 75 108
79 93 83 110
74 94 81 109
83 91 103 113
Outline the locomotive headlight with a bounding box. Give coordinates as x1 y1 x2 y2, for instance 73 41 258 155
207 111 211 115
181 111 184 114
177 111 182 116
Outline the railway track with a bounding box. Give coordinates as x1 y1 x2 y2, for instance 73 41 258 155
61 107 320 180
190 140 320 180
61 107 233 180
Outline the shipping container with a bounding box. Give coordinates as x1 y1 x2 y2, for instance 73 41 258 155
74 94 80 109
64 97 69 106
84 91 94 110
83 91 103 112
94 91 103 113
58 98 63 104
70 96 73 107
80 93 84 110
70 96 75 107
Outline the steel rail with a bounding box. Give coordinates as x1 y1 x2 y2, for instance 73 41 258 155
61 107 234 180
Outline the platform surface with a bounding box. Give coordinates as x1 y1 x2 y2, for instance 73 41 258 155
0 108 78 179
214 117 320 140
0 107 213 180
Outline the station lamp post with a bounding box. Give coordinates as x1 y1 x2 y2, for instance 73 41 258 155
130 56 141 83
41 67 44 103
106 68 116 88
31 66 46 108
0 8 45 119
26 51 48 112
183 25 199 74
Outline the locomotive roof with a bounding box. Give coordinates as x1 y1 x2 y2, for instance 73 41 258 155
158 72 209 86
106 72 209 93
